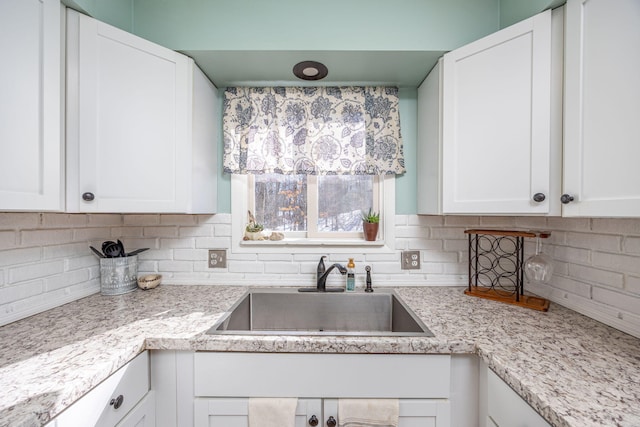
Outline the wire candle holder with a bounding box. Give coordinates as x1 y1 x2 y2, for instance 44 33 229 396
464 229 550 311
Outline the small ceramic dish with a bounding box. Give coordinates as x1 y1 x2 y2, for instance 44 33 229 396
137 274 162 290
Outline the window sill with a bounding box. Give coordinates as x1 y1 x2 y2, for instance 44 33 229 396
240 238 386 247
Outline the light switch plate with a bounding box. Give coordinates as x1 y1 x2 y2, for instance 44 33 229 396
208 249 227 268
401 250 421 270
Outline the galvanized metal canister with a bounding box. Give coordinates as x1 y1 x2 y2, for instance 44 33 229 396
99 255 138 295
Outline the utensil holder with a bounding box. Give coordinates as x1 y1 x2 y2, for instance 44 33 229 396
100 255 138 295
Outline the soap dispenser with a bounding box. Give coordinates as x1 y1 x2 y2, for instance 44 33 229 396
346 258 356 292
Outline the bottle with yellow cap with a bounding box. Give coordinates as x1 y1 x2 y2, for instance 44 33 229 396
346 258 356 292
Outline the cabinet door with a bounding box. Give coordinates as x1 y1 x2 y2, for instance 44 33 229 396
563 0 640 217
66 10 190 213
115 392 156 427
442 10 557 215
324 399 450 427
0 0 63 211
486 370 550 427
54 352 150 427
193 398 321 427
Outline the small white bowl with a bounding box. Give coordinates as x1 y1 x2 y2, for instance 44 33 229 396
138 274 162 290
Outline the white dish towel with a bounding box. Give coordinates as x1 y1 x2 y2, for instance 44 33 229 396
248 397 298 427
338 399 399 427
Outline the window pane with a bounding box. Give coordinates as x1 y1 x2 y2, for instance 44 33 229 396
254 174 307 231
317 176 373 232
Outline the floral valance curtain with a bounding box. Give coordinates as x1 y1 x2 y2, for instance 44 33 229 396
223 86 405 175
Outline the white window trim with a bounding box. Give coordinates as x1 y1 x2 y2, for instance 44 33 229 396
230 174 396 254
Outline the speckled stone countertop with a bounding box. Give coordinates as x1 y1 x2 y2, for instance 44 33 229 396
0 285 639 427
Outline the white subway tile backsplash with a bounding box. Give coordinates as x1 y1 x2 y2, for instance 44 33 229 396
0 280 43 304
0 231 17 250
0 248 41 267
592 218 640 235
144 226 179 238
0 213 40 229
567 264 624 289
566 232 622 252
592 251 640 275
123 214 160 226
1 213 640 338
21 229 73 247
626 276 640 294
592 287 640 316
9 260 65 284
623 236 640 254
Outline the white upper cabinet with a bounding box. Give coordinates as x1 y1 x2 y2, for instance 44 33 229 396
0 0 64 211
562 0 640 217
66 10 218 213
418 8 563 215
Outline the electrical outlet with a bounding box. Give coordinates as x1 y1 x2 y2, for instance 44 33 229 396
208 249 227 268
401 250 421 270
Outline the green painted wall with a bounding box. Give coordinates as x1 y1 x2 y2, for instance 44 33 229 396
131 0 500 52
499 0 565 27
62 0 133 31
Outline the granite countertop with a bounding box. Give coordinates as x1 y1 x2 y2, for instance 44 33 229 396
0 285 639 427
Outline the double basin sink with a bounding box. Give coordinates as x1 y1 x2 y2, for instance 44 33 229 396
207 288 434 337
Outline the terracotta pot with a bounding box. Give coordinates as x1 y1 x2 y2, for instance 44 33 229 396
363 222 379 241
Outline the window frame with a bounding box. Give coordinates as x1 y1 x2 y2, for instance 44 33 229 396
231 174 396 254
248 175 381 239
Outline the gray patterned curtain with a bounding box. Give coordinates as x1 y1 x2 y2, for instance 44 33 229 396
223 87 405 175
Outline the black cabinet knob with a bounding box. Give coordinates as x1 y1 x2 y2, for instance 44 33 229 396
327 416 337 427
82 192 95 201
533 193 546 202
308 415 319 426
560 194 575 204
109 394 124 410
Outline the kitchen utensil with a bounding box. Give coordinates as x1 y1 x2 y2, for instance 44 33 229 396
524 232 553 284
126 248 149 257
116 240 126 257
102 241 123 258
89 246 105 258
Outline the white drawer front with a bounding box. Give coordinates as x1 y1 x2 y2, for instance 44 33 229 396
194 352 450 398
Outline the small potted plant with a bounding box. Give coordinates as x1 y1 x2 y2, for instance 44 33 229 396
244 210 265 240
361 208 380 241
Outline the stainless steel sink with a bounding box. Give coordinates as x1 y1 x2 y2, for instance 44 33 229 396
207 289 434 337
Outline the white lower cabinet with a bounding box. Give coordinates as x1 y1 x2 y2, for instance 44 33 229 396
49 351 152 427
192 352 451 427
479 361 550 427
194 398 449 427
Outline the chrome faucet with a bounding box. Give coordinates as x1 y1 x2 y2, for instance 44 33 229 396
299 256 347 292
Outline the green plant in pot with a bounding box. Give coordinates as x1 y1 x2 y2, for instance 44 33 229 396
244 210 265 240
362 208 380 241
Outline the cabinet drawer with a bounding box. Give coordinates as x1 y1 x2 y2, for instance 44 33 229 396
54 351 149 427
194 352 450 398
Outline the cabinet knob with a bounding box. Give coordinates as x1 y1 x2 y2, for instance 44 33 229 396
308 415 319 426
560 194 575 204
110 394 124 410
82 192 95 202
532 193 546 203
327 416 337 427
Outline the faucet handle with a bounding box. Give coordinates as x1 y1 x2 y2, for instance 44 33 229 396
317 256 327 276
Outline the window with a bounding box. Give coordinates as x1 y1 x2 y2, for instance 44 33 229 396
250 174 379 239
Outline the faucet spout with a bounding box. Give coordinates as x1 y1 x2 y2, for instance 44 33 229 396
317 263 347 291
